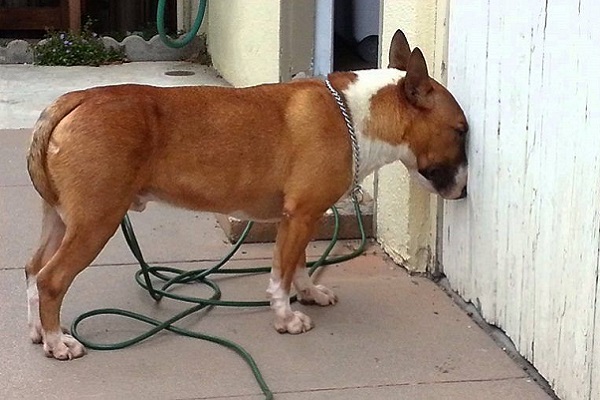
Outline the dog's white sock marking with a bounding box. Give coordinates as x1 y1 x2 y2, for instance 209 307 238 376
30 278 85 359
266 271 313 334
43 330 86 360
342 69 419 180
27 276 42 344
293 267 337 306
267 274 288 319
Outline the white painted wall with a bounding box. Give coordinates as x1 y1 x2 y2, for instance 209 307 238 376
443 1 600 399
377 0 448 272
206 0 281 87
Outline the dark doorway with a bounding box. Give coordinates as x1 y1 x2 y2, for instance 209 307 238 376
333 0 380 71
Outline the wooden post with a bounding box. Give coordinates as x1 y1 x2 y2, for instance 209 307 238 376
68 0 81 32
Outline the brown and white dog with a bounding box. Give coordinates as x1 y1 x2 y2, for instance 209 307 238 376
25 30 468 360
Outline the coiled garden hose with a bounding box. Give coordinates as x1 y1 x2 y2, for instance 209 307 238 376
157 0 207 48
71 201 367 400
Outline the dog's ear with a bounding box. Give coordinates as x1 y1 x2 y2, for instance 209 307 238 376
388 29 411 70
403 48 433 107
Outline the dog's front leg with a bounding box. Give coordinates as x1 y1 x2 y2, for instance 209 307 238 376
267 213 319 334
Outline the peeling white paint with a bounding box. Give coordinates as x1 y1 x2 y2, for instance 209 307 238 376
443 1 600 399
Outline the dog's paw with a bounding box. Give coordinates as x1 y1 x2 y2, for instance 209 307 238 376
43 332 86 360
298 284 338 306
274 311 314 334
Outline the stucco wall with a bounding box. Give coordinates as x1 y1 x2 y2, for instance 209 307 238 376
377 0 447 273
206 1 281 87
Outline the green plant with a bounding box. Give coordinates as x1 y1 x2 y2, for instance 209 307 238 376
33 21 125 66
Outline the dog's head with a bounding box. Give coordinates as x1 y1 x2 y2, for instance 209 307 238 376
386 30 468 200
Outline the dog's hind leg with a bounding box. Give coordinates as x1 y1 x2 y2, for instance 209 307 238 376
35 206 126 360
293 252 338 306
268 211 321 334
25 201 66 344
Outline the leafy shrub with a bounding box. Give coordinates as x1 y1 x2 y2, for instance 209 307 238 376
34 21 125 66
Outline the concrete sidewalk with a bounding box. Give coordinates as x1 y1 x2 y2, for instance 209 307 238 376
0 62 553 400
0 62 225 129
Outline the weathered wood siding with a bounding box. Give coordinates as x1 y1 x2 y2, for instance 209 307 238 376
442 1 600 399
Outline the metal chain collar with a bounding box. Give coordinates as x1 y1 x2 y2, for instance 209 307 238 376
324 78 362 202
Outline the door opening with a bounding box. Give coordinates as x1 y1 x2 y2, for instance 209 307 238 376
314 0 381 76
334 0 380 71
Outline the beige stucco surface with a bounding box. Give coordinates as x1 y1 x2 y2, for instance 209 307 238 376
376 0 447 273
206 0 281 87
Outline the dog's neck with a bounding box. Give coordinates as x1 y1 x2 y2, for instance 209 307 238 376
340 69 416 182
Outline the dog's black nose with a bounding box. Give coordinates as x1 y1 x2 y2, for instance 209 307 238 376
458 186 467 199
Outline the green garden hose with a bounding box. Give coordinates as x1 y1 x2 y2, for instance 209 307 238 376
71 201 367 400
157 0 207 49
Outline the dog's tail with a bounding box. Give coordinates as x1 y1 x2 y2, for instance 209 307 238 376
27 92 84 205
